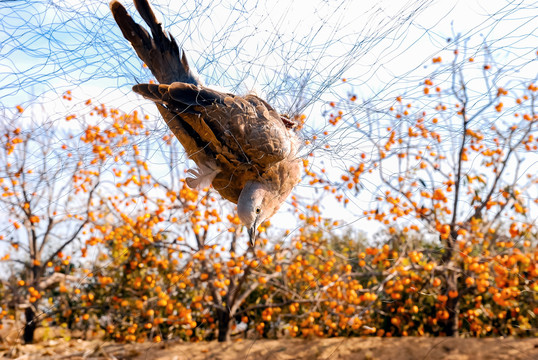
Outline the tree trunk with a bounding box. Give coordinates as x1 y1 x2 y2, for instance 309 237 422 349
443 269 460 336
23 306 37 344
217 309 231 342
440 230 460 336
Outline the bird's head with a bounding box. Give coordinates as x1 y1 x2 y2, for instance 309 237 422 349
237 181 278 246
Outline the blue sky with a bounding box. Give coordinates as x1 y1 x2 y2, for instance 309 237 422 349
1 0 535 112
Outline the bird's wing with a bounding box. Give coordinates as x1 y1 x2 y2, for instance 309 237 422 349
110 0 199 85
221 94 298 167
133 83 298 170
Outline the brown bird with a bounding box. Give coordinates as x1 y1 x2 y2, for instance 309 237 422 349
109 0 302 245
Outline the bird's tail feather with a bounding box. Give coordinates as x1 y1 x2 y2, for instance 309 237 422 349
109 0 199 85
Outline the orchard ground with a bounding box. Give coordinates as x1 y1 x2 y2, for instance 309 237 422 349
1 336 537 360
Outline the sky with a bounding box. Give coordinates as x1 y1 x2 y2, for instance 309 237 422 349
0 0 537 243
1 0 535 110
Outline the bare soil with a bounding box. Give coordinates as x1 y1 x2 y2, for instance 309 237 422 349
1 337 537 360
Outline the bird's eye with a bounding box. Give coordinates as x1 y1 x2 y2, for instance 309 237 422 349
255 208 261 214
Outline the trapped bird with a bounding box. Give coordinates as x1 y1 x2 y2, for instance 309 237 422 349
109 0 302 245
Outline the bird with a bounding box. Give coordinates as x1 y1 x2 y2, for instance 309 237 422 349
109 0 302 245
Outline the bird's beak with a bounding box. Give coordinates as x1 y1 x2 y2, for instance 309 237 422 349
248 227 255 246
248 220 258 247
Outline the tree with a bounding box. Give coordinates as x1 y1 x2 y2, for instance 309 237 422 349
73 108 322 342
331 44 538 335
0 97 146 342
